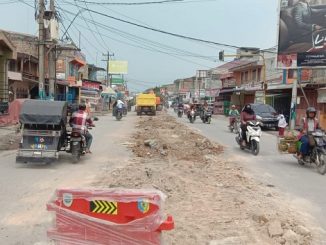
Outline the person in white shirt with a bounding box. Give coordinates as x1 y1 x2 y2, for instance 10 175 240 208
277 114 288 137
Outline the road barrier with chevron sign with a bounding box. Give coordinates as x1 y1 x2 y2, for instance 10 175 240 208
90 200 118 215
47 188 174 244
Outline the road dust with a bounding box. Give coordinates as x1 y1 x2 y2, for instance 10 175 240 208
93 113 325 245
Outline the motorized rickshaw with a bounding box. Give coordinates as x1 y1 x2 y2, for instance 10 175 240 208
16 100 68 164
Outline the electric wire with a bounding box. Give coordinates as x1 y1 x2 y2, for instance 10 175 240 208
57 5 218 62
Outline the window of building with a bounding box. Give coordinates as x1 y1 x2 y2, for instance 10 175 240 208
258 68 261 81
8 60 16 72
245 71 249 82
288 69 297 79
252 69 257 81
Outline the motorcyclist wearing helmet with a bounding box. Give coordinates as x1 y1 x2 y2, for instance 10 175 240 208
69 103 95 153
298 107 320 159
240 104 256 146
229 105 239 127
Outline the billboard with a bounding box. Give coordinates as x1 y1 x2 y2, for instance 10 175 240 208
109 61 128 74
111 78 124 85
277 0 326 68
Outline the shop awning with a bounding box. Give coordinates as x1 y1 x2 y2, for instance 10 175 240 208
267 83 308 91
56 80 69 86
70 58 86 67
219 88 236 94
81 89 98 95
101 87 116 95
8 71 22 81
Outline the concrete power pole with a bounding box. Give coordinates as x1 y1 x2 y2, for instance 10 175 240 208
38 0 45 99
48 0 56 100
103 51 114 87
290 68 300 130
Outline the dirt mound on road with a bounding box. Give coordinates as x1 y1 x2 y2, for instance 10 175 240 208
131 115 223 160
94 113 323 244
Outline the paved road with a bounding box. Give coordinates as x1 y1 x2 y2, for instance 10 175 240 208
171 110 326 230
0 113 137 244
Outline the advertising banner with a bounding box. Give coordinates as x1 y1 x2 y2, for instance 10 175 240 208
109 61 128 74
111 78 124 85
277 0 326 68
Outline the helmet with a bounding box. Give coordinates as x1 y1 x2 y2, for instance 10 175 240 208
306 107 317 117
245 104 251 110
79 103 86 111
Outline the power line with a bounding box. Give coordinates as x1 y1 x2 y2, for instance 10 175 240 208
16 0 34 7
57 6 217 68
61 4 241 50
68 0 108 53
64 0 187 6
57 5 218 62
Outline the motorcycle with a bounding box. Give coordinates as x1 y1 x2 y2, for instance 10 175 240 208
188 109 196 123
295 130 326 175
201 110 212 124
177 108 183 118
235 121 262 156
116 108 123 121
70 126 95 163
229 116 240 133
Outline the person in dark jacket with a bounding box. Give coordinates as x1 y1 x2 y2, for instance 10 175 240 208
292 0 326 43
240 104 256 146
298 107 320 159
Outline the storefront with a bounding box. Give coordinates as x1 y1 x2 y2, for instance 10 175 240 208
317 87 326 129
266 83 292 121
81 79 103 111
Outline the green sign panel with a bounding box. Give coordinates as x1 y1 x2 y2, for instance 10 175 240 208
111 78 124 85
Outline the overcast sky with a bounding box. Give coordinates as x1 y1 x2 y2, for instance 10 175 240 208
0 0 279 92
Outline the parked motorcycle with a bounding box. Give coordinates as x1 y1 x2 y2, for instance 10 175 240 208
201 110 212 124
177 108 183 118
295 130 326 175
235 121 262 156
229 116 240 134
188 109 196 123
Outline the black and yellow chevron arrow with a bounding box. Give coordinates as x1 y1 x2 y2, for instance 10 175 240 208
90 200 118 215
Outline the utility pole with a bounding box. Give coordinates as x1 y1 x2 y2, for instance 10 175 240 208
102 51 114 87
290 68 299 130
48 0 56 100
38 0 45 99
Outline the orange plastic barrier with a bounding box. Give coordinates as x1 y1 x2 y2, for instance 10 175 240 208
47 189 174 244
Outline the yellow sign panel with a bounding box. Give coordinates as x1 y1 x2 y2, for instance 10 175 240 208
90 200 118 215
109 61 128 74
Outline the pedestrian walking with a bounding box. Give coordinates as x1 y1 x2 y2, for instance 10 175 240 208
277 114 287 137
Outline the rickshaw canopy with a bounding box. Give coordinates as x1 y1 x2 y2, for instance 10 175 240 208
20 100 68 125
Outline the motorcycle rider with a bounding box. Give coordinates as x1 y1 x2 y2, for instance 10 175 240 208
240 104 256 146
187 103 196 119
116 99 125 110
229 105 239 127
69 103 95 153
178 102 184 110
298 107 320 159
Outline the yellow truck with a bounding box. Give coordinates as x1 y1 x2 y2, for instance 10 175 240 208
136 93 157 116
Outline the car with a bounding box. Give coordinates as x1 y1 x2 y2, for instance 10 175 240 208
250 103 279 130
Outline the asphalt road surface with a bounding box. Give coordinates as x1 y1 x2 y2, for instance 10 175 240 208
0 113 136 245
171 110 326 231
